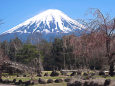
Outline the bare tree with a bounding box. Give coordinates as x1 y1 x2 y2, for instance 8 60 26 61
85 8 115 76
0 20 4 79
0 49 9 79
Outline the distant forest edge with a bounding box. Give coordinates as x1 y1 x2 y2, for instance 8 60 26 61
0 35 106 71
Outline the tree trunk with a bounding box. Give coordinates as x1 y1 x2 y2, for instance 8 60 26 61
0 66 2 79
109 62 114 76
63 53 65 69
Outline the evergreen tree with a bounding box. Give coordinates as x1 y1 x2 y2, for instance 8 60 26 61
16 44 42 64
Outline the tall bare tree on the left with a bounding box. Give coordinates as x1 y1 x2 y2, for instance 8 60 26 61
0 20 9 79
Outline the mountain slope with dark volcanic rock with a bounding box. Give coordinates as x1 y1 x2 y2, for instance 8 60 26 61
0 9 85 41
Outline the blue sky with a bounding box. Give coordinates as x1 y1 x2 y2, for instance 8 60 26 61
0 0 115 34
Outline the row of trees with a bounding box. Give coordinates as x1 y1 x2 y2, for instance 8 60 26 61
0 34 109 71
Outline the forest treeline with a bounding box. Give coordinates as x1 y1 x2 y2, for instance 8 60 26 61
0 34 109 71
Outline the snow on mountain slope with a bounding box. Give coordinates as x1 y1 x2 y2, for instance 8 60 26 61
3 9 84 34
1 9 85 41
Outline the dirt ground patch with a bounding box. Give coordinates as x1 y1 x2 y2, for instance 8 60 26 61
0 84 16 86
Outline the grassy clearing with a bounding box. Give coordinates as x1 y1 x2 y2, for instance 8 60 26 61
1 71 70 86
33 82 67 86
2 76 68 86
94 75 115 80
2 71 115 86
2 71 71 82
2 76 70 82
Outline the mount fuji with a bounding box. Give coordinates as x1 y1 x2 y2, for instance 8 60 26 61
0 9 84 42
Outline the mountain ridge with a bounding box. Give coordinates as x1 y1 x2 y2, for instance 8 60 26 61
0 9 84 41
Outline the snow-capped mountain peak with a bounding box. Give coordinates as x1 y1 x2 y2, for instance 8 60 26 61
0 9 85 41
3 9 84 34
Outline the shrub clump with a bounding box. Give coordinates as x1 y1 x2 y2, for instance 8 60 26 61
60 71 67 76
24 80 31 86
44 73 49 76
38 78 47 84
18 79 23 84
55 79 63 83
50 70 59 77
23 74 26 77
0 79 3 83
104 79 111 86
67 81 82 86
47 79 53 83
99 71 105 76
13 79 16 84
70 72 76 76
37 73 42 77
64 78 71 82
